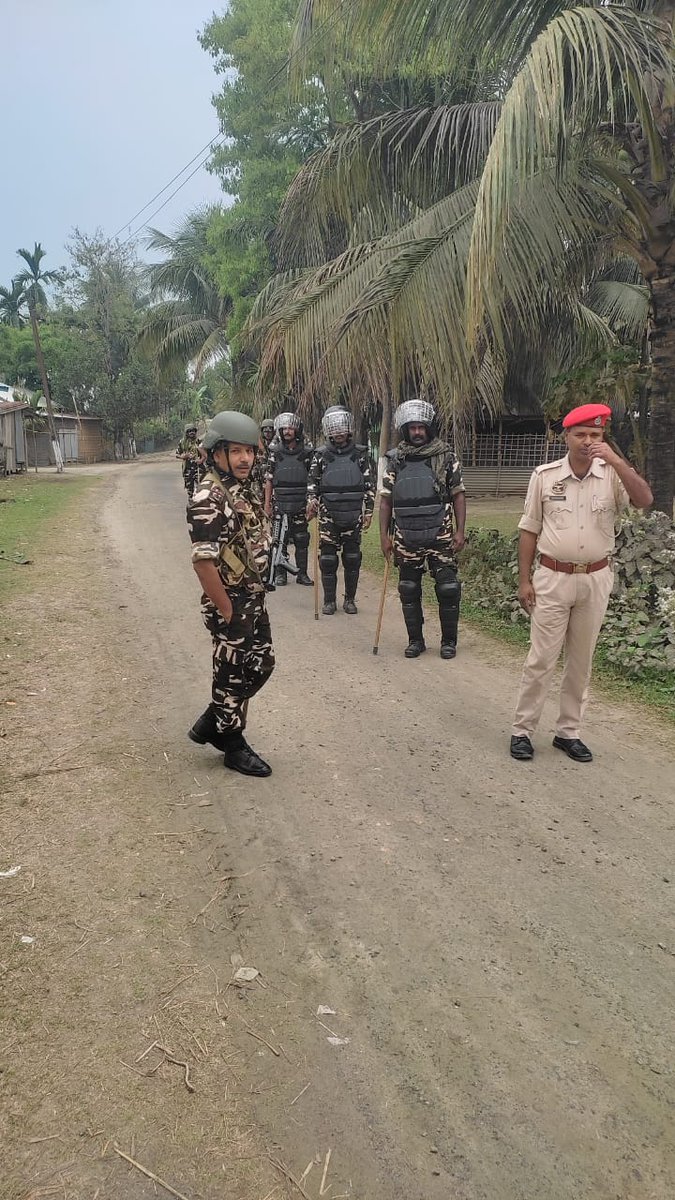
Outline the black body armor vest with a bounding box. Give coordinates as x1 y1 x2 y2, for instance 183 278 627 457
319 444 366 529
272 446 309 514
392 457 445 549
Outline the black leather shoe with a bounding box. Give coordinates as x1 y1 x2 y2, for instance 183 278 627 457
296 572 313 586
343 597 358 614
553 736 593 762
188 707 229 752
404 640 426 658
510 735 534 761
322 600 337 615
440 643 457 660
223 742 272 777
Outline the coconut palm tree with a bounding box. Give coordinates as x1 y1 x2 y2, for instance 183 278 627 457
255 0 675 509
0 280 28 328
14 243 63 468
138 209 231 380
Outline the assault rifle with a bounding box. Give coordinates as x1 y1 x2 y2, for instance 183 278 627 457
266 511 299 590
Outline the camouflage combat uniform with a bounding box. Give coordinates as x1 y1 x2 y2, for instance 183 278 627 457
308 443 375 605
188 469 275 734
178 435 203 498
381 444 465 650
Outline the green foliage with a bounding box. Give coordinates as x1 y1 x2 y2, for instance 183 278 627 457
547 347 647 423
459 512 675 681
0 475 94 603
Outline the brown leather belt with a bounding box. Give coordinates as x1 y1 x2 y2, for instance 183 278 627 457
540 554 609 575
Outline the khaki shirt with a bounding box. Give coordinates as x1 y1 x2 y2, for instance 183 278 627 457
518 455 629 563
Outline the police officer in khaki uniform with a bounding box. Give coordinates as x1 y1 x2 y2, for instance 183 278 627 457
510 403 653 763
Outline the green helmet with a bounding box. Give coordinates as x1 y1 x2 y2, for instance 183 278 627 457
202 411 260 451
261 418 275 430
184 423 197 435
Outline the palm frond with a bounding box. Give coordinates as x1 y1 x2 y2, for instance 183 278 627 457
466 6 670 348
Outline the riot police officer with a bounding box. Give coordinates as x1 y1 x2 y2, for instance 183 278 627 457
379 399 466 658
186 411 275 777
307 407 375 615
264 411 314 586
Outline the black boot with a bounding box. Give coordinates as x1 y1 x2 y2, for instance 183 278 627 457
295 543 313 586
402 600 426 658
222 731 272 777
343 566 360 615
188 705 230 752
274 566 287 586
439 601 459 659
321 565 337 614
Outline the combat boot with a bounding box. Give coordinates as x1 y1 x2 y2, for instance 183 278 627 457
274 566 288 587
343 565 360 615
402 599 426 658
222 732 272 777
188 705 229 752
439 603 459 660
322 600 337 615
343 597 358 614
295 544 313 586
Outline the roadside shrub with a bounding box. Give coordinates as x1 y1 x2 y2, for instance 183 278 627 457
462 512 675 676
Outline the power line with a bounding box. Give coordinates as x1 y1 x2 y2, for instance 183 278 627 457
114 0 357 246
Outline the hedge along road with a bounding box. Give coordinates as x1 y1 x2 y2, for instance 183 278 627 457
5 456 675 1200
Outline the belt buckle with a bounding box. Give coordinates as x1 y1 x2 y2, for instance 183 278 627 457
573 563 587 574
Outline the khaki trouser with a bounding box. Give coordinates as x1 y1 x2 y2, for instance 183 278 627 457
512 565 613 740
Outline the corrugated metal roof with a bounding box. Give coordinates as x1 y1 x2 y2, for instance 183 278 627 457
0 399 31 414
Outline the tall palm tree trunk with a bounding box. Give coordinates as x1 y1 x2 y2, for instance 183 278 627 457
28 303 63 472
646 268 675 514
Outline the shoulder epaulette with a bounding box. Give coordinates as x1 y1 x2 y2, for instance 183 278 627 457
534 457 565 474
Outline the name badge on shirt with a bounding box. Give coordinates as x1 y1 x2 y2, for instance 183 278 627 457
548 481 567 501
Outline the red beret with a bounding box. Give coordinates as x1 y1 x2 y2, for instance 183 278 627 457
562 403 612 429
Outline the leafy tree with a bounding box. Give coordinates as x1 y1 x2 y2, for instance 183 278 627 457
14 243 63 463
256 0 674 510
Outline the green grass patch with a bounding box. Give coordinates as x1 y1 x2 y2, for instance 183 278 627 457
0 474 96 603
362 512 675 722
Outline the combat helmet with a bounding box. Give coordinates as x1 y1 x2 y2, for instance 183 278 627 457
322 405 354 440
202 411 260 451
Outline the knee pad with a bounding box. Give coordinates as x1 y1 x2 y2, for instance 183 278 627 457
319 548 338 575
398 576 422 603
342 548 362 572
435 568 461 604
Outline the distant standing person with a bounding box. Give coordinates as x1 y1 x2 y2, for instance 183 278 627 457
510 403 653 763
187 411 275 778
379 399 466 659
177 424 201 498
307 406 375 615
264 410 314 587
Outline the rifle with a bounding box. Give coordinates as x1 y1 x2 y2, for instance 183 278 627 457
266 511 299 590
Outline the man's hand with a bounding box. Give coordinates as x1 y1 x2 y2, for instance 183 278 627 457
518 581 536 615
452 530 466 552
587 441 622 468
362 512 372 532
381 534 393 560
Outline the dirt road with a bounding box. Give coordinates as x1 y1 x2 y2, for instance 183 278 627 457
2 458 674 1200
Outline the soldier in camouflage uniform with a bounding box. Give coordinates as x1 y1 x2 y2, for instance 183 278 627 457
307 406 375 615
264 410 314 587
177 424 202 498
187 411 275 777
380 399 466 659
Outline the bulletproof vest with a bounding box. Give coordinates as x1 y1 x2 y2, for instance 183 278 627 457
392 457 445 549
319 444 366 529
272 445 309 514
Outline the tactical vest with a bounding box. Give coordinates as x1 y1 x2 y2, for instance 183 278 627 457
272 446 309 514
200 470 268 590
319 444 366 529
392 457 445 549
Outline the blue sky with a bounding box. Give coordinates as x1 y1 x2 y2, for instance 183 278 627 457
1 0 228 284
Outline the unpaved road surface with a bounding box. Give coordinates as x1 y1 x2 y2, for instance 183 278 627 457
2 458 674 1200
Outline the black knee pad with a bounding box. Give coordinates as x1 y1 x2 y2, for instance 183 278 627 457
434 568 461 604
319 547 338 575
342 548 362 572
398 576 422 603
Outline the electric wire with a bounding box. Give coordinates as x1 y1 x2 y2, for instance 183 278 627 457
114 0 357 245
